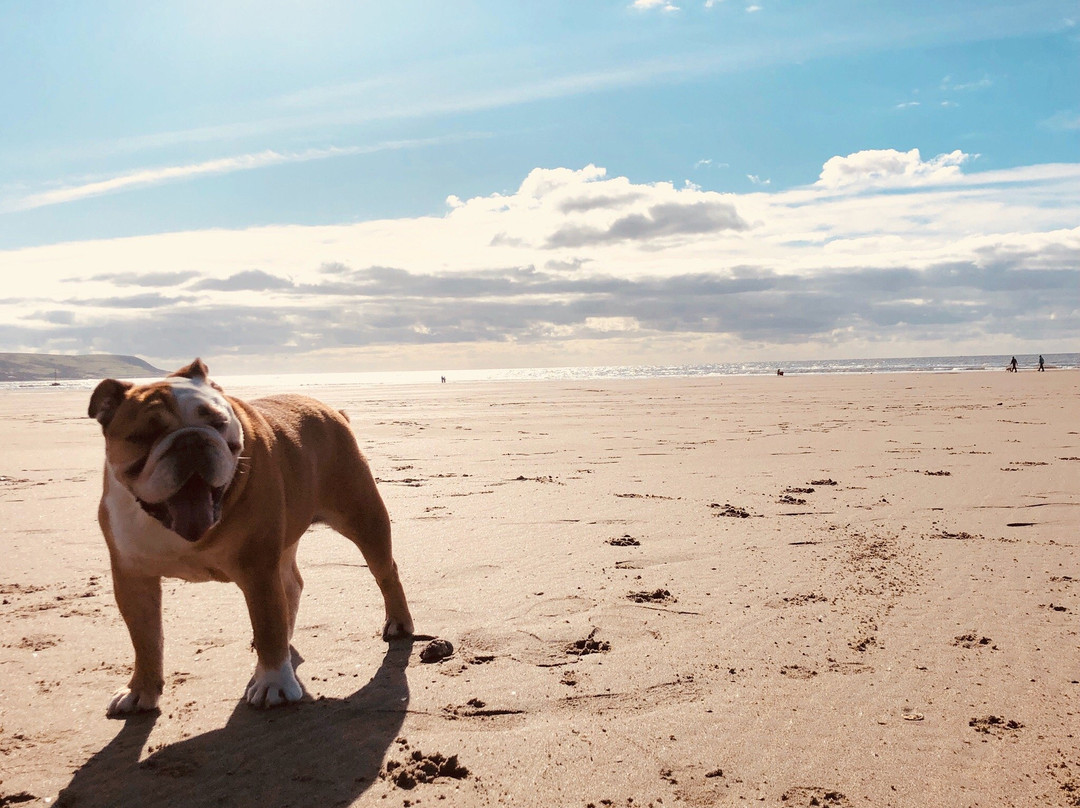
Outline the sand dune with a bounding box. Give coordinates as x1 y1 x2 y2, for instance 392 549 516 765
1 371 1078 807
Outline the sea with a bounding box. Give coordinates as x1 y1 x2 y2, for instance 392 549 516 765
3 353 1076 393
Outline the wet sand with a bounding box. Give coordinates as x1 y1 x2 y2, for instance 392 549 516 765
1 371 1078 807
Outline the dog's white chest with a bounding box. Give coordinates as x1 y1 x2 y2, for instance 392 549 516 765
104 470 226 583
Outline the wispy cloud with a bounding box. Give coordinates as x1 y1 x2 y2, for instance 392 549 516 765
632 0 680 10
5 134 489 212
18 9 1061 167
1042 110 1080 131
939 74 993 92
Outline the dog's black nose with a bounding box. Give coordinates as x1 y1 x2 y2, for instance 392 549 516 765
170 431 219 482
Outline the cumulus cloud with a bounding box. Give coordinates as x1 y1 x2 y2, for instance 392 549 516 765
192 269 294 292
816 148 970 189
558 193 645 214
20 253 1075 360
546 200 748 248
1 152 1077 369
82 270 200 287
64 293 195 309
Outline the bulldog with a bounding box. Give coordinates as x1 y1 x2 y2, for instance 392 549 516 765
88 359 413 715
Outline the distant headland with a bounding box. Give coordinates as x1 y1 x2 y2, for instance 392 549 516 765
0 353 165 382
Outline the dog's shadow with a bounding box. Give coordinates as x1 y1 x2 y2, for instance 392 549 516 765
56 640 414 808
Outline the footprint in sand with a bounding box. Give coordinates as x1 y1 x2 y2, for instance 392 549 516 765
12 634 60 651
952 632 996 649
969 715 1023 737
780 786 851 806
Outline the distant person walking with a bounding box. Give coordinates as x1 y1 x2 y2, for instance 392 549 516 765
1038 355 1045 372
1009 356 1018 372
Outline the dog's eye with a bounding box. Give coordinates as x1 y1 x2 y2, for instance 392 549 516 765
198 405 229 431
127 428 161 444
126 456 148 478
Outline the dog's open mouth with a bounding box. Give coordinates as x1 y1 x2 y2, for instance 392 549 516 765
138 476 225 542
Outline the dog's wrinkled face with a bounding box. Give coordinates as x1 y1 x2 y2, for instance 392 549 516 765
90 359 242 542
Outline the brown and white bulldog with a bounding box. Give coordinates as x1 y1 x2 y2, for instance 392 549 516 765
88 359 413 715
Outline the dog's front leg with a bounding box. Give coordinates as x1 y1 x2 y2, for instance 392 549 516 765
108 567 164 716
238 569 303 708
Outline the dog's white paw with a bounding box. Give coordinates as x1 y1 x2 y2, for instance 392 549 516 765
107 686 160 716
382 616 414 641
245 660 303 708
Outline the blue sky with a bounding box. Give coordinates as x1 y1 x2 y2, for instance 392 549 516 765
1 1 1077 372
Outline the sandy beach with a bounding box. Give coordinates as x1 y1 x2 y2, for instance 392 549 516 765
1 370 1078 807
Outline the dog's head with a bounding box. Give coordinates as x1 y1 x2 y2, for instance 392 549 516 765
89 359 243 543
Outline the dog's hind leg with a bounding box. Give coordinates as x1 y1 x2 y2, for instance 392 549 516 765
321 452 414 641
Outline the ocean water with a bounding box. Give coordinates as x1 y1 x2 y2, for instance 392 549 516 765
4 353 1075 393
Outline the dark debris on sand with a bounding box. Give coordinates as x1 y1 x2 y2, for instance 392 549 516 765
382 750 470 789
627 588 676 604
953 632 995 649
566 628 610 656
419 638 455 663
969 715 1023 735
711 502 751 518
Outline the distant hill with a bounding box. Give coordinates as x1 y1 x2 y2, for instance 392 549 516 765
0 353 166 382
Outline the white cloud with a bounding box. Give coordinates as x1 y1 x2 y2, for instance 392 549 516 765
940 75 993 92
746 4 762 11
895 101 921 109
816 148 970 189
632 0 680 10
1043 110 1080 131
5 134 489 212
2 153 1078 369
747 174 771 185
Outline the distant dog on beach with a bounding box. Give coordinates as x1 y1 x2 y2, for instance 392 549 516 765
88 359 413 715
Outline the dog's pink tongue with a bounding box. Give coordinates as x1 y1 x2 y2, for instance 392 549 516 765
166 476 216 542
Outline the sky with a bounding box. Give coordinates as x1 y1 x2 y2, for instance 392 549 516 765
1 0 1077 374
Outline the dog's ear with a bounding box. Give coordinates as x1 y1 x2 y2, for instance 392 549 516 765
171 358 209 381
88 379 133 429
